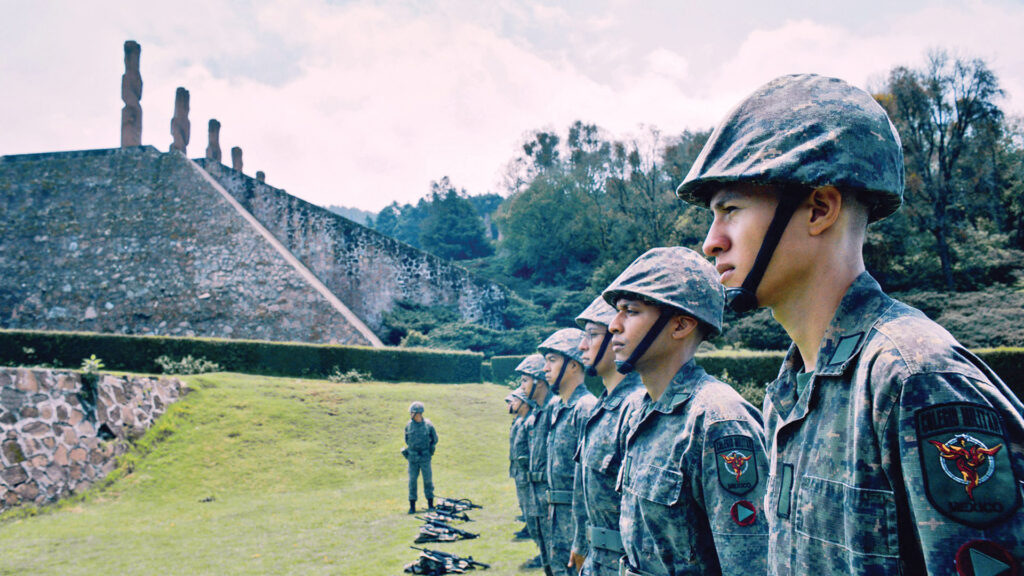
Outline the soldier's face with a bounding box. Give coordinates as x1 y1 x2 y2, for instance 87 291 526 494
609 298 660 363
703 187 800 305
412 413 423 422
580 321 613 373
543 353 564 383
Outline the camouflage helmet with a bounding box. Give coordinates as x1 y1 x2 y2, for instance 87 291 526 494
602 247 724 336
677 73 904 222
514 353 548 382
409 401 425 414
575 295 619 329
537 328 586 367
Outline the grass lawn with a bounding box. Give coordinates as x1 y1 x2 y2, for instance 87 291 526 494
0 373 539 575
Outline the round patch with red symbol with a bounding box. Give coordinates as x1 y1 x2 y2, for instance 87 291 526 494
955 539 1019 576
730 500 757 527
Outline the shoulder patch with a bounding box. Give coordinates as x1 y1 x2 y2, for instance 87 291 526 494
714 435 759 495
954 539 1020 576
916 403 1021 528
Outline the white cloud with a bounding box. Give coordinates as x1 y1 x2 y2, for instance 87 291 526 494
3 0 1024 213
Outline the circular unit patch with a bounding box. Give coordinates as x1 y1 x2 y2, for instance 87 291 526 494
955 539 1019 576
729 500 757 527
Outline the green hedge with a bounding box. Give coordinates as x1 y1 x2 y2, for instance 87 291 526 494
491 355 528 386
0 330 483 384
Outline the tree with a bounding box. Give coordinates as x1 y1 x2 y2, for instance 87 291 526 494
881 50 1006 289
419 177 494 260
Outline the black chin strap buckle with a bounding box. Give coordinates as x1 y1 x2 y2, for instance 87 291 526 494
726 288 758 315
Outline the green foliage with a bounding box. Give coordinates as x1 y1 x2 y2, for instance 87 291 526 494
327 367 373 383
80 354 104 374
0 329 483 384
490 355 528 386
419 177 494 260
896 287 1024 348
381 300 460 345
718 309 791 351
400 322 550 358
154 354 222 375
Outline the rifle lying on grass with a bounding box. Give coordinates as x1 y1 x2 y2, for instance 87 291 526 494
414 517 479 543
421 509 472 524
432 497 482 515
403 546 490 574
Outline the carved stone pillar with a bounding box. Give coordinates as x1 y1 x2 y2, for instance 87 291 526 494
120 41 143 147
256 171 265 183
170 87 190 153
231 147 243 172
206 119 222 162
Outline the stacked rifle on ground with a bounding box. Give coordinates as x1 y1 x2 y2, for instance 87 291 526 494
404 497 488 574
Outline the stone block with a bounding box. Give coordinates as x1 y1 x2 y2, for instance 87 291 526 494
1 441 25 465
15 480 39 501
53 444 69 467
56 373 79 391
68 447 88 463
15 369 39 394
1 465 29 486
21 421 50 436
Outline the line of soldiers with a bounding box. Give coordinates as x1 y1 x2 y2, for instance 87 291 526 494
505 73 1023 576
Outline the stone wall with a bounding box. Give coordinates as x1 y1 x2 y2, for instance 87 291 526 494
0 147 373 345
0 367 183 512
198 160 510 332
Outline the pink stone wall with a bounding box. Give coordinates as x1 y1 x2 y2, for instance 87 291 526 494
0 368 183 512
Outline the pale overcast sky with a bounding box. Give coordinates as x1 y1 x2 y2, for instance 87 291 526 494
3 0 1023 212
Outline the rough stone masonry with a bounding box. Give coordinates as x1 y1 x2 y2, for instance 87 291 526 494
0 367 184 512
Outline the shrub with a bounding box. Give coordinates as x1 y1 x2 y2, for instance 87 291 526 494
327 367 373 383
154 355 222 375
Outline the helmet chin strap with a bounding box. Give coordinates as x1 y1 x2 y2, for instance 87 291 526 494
585 330 613 377
727 192 807 315
550 357 569 394
616 309 674 375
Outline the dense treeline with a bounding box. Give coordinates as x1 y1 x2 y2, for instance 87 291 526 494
366 51 1024 355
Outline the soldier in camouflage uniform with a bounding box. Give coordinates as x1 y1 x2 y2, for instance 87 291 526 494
404 401 438 514
603 246 769 576
539 328 598 576
680 73 1024 575
507 386 534 538
512 355 547 562
569 296 645 576
519 353 558 575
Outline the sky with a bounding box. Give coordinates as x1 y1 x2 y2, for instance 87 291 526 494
3 0 1024 213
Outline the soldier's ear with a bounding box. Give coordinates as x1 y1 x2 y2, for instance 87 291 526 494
806 185 842 236
670 315 698 340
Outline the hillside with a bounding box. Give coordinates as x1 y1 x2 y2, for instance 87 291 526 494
0 374 534 575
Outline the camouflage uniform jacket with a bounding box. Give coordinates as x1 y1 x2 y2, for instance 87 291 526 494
510 415 526 479
523 391 557 518
547 384 598 550
571 371 644 575
764 272 1024 575
405 418 437 462
617 359 769 575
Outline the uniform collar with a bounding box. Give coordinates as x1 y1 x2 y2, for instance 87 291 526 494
644 358 704 415
598 371 643 411
768 272 893 419
554 382 590 415
814 271 893 376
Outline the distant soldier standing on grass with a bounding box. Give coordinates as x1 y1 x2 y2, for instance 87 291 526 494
404 401 438 514
538 328 597 576
568 296 644 576
679 73 1024 574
